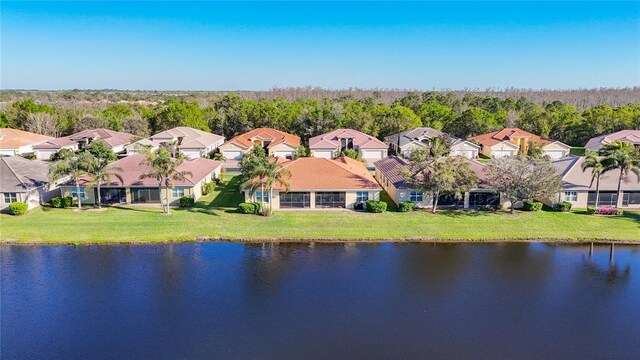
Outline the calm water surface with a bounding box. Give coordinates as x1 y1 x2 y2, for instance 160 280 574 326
1 243 639 359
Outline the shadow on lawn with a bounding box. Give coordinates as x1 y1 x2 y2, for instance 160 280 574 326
192 175 245 214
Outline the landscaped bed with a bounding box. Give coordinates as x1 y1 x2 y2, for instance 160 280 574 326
1 176 639 244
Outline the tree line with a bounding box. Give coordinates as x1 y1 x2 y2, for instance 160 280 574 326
1 92 639 147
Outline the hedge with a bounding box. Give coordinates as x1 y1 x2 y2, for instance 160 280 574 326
238 202 262 214
366 200 387 213
51 196 73 208
8 202 28 215
587 206 623 216
554 201 572 212
523 201 543 212
179 196 195 207
398 201 415 212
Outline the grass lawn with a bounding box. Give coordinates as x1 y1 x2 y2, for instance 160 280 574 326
1 175 638 244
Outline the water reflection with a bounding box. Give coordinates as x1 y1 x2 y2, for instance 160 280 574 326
1 243 639 360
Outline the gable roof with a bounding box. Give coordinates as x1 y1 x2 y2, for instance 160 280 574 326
374 156 491 190
309 129 387 150
226 128 300 149
0 128 53 149
33 128 136 150
554 156 640 191
70 154 222 187
246 156 381 191
584 130 640 149
384 127 476 149
470 128 567 148
129 127 224 150
0 156 50 192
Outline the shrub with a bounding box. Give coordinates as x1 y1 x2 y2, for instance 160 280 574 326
51 197 63 208
398 201 415 212
523 201 543 212
62 197 73 208
254 201 263 214
202 182 216 196
590 207 623 216
238 202 256 214
179 196 195 208
366 200 387 213
554 201 572 212
8 202 28 215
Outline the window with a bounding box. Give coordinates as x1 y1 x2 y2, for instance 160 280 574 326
315 192 346 208
3 193 17 203
280 192 310 208
356 191 369 202
172 187 185 197
564 191 578 202
255 190 270 203
71 188 86 199
410 191 423 202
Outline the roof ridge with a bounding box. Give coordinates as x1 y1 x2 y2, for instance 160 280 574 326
1 157 27 187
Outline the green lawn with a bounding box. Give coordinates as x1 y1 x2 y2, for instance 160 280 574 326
1 175 638 244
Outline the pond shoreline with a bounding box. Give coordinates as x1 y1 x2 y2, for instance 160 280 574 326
2 237 639 246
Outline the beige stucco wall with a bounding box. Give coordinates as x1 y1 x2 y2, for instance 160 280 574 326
268 142 297 157
542 142 570 157
244 189 379 210
486 142 519 157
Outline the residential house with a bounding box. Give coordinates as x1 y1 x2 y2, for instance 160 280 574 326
0 156 60 211
584 130 640 152
33 128 136 160
126 127 224 159
219 128 300 161
243 156 381 210
59 154 222 206
385 127 480 159
374 156 508 210
470 128 570 159
553 156 640 209
0 128 54 157
309 129 388 166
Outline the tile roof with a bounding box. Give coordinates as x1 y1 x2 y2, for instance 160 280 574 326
470 128 564 148
554 156 640 191
33 128 136 150
247 156 381 191
0 128 53 149
128 127 224 151
584 130 640 149
384 127 476 149
309 129 387 150
0 156 50 192
71 154 222 187
374 156 491 190
226 128 300 149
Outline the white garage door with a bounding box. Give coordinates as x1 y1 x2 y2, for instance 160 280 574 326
451 150 476 159
273 151 294 159
223 150 243 160
312 150 333 159
545 151 566 160
362 150 384 160
493 150 515 158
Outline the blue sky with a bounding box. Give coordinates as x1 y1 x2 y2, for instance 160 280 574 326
1 1 639 90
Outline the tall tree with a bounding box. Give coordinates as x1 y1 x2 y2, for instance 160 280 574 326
24 112 59 137
49 152 94 209
262 161 291 215
581 150 613 207
485 157 562 213
85 155 124 209
153 100 209 132
401 148 478 213
600 141 640 207
139 147 193 214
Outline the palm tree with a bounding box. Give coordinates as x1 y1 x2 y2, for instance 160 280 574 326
49 152 93 209
581 150 612 206
139 147 192 214
239 160 269 215
601 141 640 207
86 157 124 209
263 161 291 215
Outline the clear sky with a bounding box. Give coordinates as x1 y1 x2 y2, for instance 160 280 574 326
1 1 639 90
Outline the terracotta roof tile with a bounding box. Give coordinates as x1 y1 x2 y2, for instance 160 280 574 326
309 128 387 150
33 128 135 150
470 128 559 148
0 128 53 149
227 128 300 149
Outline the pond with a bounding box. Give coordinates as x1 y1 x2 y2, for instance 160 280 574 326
1 242 639 359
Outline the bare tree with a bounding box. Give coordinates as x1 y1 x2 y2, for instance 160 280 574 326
25 112 59 137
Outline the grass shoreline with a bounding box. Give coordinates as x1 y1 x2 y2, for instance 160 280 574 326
1 176 639 245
